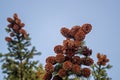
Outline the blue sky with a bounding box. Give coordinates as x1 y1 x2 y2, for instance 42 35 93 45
0 0 120 80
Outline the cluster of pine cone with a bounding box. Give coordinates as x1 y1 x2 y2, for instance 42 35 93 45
44 24 94 80
97 53 109 66
5 13 27 42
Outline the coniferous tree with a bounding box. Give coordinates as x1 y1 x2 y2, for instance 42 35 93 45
0 13 112 80
36 64 46 80
91 53 112 80
43 24 112 80
0 13 41 80
44 24 94 80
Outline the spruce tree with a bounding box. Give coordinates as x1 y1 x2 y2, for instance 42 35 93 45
43 24 112 80
91 53 112 80
0 13 112 80
44 24 94 80
0 13 41 80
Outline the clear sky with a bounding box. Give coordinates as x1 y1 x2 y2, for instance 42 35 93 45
0 0 120 80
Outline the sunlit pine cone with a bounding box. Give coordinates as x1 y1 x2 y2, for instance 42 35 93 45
54 45 63 54
81 57 94 66
81 68 91 78
58 69 67 77
63 39 75 49
74 40 81 48
7 24 13 28
82 46 92 56
63 41 80 54
65 51 76 58
97 61 107 66
43 72 52 80
61 27 71 38
19 23 25 28
102 61 108 66
13 24 20 31
63 61 72 71
46 56 56 65
72 56 81 65
55 53 65 63
72 64 81 75
63 40 80 53
97 53 109 66
81 24 92 34
74 30 85 41
5 37 12 42
70 25 81 37
19 29 27 34
53 75 63 80
7 17 14 23
45 63 54 73
19 29 28 38
13 13 18 20
97 53 101 58
10 32 15 37
15 18 21 25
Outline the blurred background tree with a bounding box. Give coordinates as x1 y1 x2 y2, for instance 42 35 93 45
0 13 44 80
